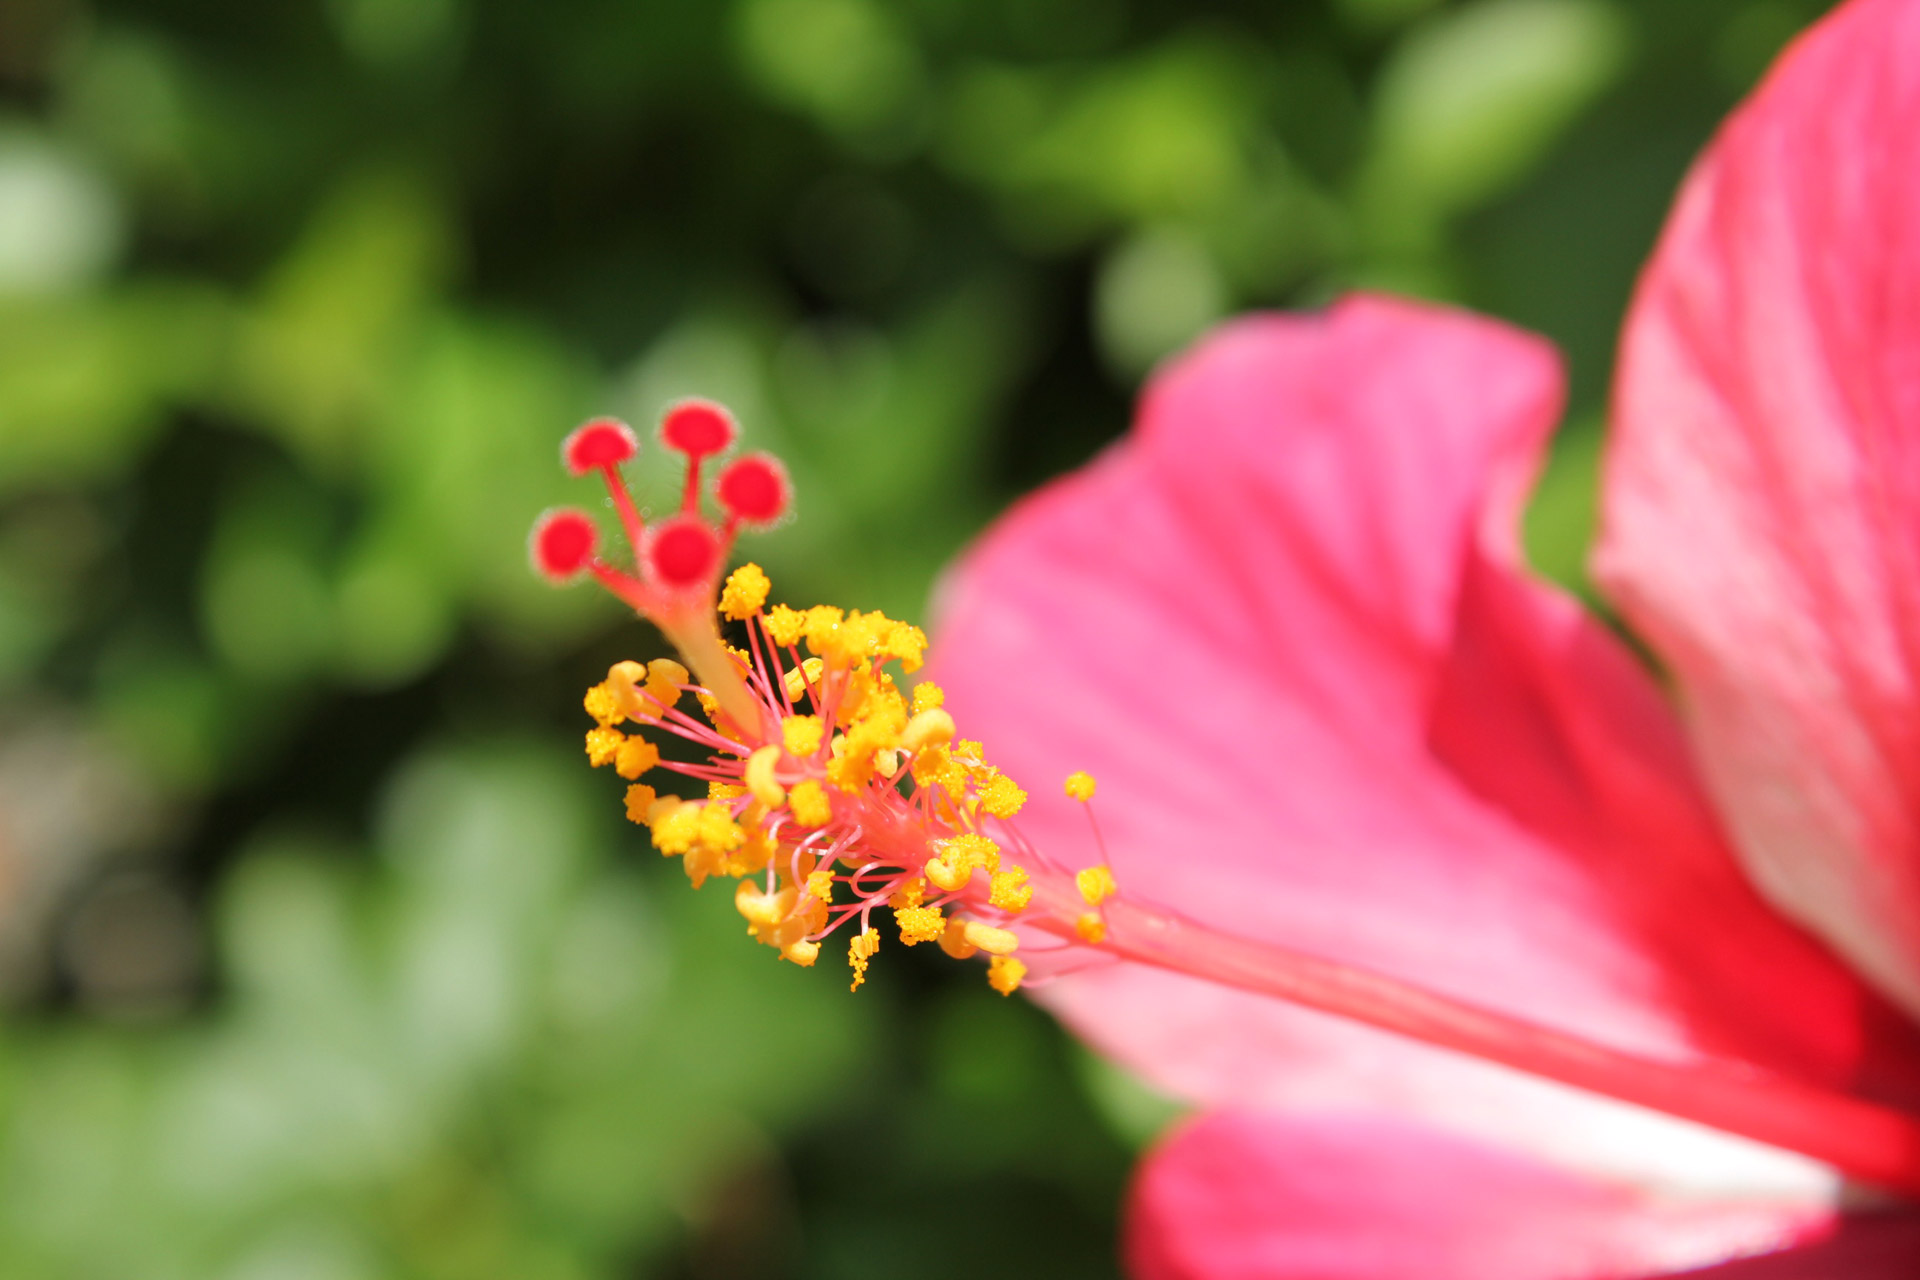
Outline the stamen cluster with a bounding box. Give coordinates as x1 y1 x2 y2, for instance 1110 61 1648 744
585 565 1040 993
530 403 1121 994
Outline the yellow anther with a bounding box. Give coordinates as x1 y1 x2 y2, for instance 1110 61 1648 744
584 683 624 727
783 715 824 757
783 939 819 967
782 657 825 704
803 606 847 660
924 858 970 893
647 794 685 825
988 954 1027 996
789 779 832 827
827 708 906 791
720 563 772 620
624 783 658 825
895 905 945 945
791 893 827 938
839 682 869 725
1065 771 1097 802
962 921 1019 955
911 682 945 713
725 826 770 877
938 917 978 959
615 736 661 780
1075 912 1107 945
943 833 1001 875
1077 865 1118 906
848 928 880 992
735 880 787 928
604 661 650 718
697 802 745 853
645 658 689 709
766 604 808 648
880 620 929 673
709 780 746 801
989 867 1033 912
912 742 969 798
805 869 835 901
857 677 908 732
826 752 869 792
901 708 956 753
869 709 910 749
820 609 891 668
872 719 903 758
888 878 926 910
745 744 786 806
585 727 624 767
978 774 1027 818
652 804 700 856
681 854 722 891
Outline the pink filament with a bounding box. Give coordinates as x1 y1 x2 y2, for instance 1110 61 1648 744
1059 888 1920 1197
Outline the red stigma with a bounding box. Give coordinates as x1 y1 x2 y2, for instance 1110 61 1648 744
532 509 598 580
646 516 722 587
563 417 638 475
716 453 792 526
661 399 737 458
534 399 788 615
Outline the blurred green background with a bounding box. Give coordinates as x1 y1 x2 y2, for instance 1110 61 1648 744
0 0 1830 1275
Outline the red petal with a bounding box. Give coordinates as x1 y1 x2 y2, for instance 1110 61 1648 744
1128 1111 1838 1280
930 296 1920 1183
1596 0 1920 1018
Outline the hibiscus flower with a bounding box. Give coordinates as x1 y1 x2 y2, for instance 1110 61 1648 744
925 0 1920 1273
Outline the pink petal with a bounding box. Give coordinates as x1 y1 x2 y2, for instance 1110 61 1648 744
1127 1110 1841 1280
1595 0 1920 1016
930 296 1920 1184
